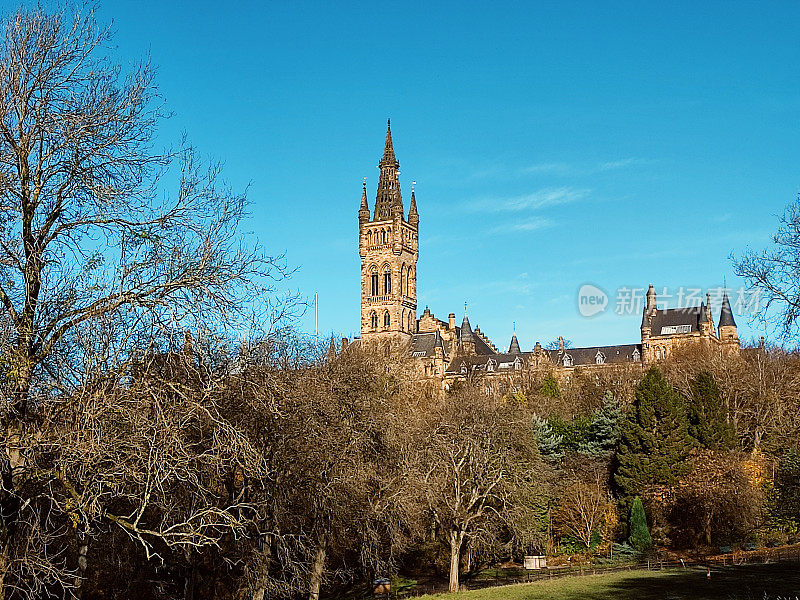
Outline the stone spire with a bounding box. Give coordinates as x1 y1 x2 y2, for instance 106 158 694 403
408 182 419 228
508 333 521 354
459 309 476 355
645 284 657 314
460 311 474 343
719 290 737 328
374 119 402 221
358 179 370 224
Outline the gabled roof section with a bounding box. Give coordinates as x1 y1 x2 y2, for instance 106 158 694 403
719 291 737 328
649 306 706 337
547 344 642 366
446 352 525 374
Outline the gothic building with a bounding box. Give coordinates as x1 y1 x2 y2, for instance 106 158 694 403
357 123 740 383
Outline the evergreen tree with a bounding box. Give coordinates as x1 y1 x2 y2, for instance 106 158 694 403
686 371 736 450
614 367 695 499
628 496 653 552
532 414 564 461
549 414 591 453
541 374 561 398
580 390 623 456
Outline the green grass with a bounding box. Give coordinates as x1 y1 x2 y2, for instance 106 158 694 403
414 563 800 600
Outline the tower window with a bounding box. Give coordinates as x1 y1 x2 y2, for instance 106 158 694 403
370 311 378 329
370 270 379 296
384 272 392 295
408 312 414 332
384 311 390 328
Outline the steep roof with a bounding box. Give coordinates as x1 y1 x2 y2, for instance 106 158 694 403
548 344 642 367
648 306 708 337
508 334 521 354
446 353 525 375
719 291 737 328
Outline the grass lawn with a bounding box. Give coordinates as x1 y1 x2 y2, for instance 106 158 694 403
414 563 800 600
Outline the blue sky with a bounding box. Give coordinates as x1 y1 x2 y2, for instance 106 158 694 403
97 0 799 349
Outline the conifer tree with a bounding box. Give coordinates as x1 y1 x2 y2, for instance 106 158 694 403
580 391 623 456
687 371 736 450
614 367 695 499
628 496 653 552
541 374 561 398
532 414 564 461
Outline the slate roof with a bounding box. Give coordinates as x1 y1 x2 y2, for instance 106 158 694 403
548 344 642 367
508 334 521 354
647 305 708 337
445 353 525 375
719 292 736 328
454 325 496 354
410 332 439 358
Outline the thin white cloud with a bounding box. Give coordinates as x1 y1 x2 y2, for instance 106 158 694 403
470 186 590 214
597 157 649 171
522 162 572 175
489 216 553 234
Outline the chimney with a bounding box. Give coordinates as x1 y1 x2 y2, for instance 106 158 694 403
558 336 564 352
448 313 456 330
341 337 349 351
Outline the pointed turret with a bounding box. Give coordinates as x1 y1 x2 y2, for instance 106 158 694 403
718 290 739 346
508 333 521 354
408 183 419 228
645 284 657 314
460 311 473 343
459 310 476 355
358 180 370 224
374 119 403 221
719 291 736 328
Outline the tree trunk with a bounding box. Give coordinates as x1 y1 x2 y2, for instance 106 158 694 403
183 549 196 600
308 542 326 600
250 536 272 600
448 530 463 593
74 532 89 598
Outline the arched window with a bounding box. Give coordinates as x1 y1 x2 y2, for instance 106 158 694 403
400 263 405 296
370 267 379 296
383 269 391 295
408 267 414 297
383 311 390 328
370 311 378 329
381 229 386 244
367 230 373 245
408 311 414 332
401 309 405 331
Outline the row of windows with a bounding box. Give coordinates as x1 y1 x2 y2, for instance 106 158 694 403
366 228 417 246
368 309 416 332
368 265 415 297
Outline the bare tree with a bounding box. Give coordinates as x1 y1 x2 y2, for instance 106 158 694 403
734 193 800 341
407 387 546 593
553 471 615 551
0 5 286 597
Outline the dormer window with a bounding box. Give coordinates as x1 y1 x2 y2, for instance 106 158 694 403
487 359 496 372
460 364 467 374
595 351 605 365
562 354 573 367
632 348 641 362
